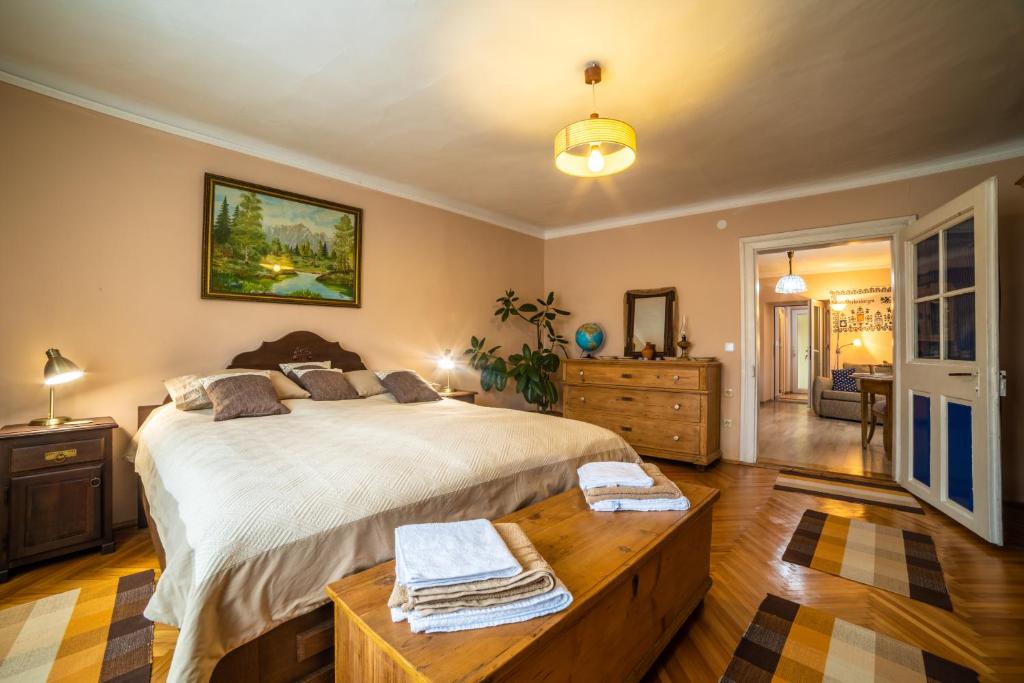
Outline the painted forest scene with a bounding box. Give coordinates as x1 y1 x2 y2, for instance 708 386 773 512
203 177 361 306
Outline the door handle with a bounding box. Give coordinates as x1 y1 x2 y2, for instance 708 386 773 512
948 372 977 377
90 477 101 488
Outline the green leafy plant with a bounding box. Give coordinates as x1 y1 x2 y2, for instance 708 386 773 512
465 290 571 412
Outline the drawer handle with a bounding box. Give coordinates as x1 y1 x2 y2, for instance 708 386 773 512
672 375 680 382
45 448 77 462
90 477 101 488
672 435 680 441
621 426 632 432
621 373 633 379
620 396 634 402
673 403 681 410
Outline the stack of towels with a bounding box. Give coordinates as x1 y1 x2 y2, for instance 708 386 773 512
389 519 572 633
578 461 691 511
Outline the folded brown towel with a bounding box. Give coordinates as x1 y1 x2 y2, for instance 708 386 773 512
388 522 555 616
583 462 683 504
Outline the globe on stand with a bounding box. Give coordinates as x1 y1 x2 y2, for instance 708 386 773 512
574 322 605 358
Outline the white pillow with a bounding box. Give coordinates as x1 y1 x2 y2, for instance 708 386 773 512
280 360 330 375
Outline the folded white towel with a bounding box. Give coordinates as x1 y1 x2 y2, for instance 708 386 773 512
577 461 654 490
589 496 691 512
392 580 573 633
395 519 522 589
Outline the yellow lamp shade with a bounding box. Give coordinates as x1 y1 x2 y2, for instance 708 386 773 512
554 116 636 178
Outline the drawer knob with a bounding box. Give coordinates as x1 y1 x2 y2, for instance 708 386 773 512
673 375 680 382
578 370 584 376
90 477 101 488
672 435 680 441
621 426 632 432
621 373 633 379
673 403 680 410
580 396 586 402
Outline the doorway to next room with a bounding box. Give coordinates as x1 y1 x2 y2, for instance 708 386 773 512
756 239 894 478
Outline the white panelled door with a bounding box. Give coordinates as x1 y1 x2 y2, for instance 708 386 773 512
897 178 1002 544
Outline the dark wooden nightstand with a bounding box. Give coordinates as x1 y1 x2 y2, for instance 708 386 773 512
439 389 477 404
0 417 117 582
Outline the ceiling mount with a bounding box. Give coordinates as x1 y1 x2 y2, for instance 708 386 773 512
584 62 602 85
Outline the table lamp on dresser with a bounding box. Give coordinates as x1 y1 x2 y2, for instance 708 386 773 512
29 348 86 426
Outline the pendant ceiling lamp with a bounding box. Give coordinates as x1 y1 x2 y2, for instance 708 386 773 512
775 251 808 294
554 62 636 177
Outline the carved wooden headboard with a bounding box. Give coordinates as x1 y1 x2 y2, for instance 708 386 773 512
226 330 366 372
137 330 366 426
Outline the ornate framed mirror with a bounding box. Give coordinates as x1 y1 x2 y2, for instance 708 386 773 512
623 287 678 358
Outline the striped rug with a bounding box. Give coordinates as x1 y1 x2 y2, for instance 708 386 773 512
775 470 924 513
722 594 977 682
783 510 952 610
0 570 154 682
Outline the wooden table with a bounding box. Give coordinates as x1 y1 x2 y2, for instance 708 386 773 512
853 373 893 456
326 481 719 683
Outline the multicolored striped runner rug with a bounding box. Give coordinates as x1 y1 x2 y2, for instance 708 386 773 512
783 510 952 610
721 594 977 682
775 470 924 513
0 570 154 682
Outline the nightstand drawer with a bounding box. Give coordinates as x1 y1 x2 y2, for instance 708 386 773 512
11 437 104 473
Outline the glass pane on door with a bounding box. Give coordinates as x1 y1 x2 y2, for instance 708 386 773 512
946 293 976 361
916 234 940 297
947 401 973 511
945 218 975 291
912 394 931 486
916 301 940 359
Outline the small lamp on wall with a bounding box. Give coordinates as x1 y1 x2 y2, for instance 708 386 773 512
437 349 456 395
30 349 85 426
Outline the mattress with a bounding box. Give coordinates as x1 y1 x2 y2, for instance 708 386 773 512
129 394 639 682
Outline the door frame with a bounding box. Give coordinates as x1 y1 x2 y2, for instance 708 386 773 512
739 215 914 464
772 302 810 399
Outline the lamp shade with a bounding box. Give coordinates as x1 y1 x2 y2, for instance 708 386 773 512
774 274 808 294
42 348 83 385
554 116 637 178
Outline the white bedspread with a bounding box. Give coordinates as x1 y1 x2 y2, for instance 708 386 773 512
130 395 638 682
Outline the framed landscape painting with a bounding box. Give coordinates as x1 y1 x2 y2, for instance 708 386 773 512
201 174 362 307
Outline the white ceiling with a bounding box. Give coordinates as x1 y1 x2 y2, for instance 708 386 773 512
757 240 892 277
1 1 1022 238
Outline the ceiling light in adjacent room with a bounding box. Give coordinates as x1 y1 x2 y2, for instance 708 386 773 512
775 251 808 294
554 62 636 177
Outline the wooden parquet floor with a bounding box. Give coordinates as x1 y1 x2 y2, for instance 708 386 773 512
0 462 1021 682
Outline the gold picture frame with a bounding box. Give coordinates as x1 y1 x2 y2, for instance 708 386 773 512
201 173 363 307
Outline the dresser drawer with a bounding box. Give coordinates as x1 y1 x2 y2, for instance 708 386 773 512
564 385 702 423
568 364 701 391
11 437 105 473
570 410 702 456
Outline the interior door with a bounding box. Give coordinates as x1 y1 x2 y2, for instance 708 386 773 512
809 299 826 407
897 177 1001 544
791 307 810 392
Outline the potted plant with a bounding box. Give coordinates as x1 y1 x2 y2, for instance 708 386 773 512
465 290 571 412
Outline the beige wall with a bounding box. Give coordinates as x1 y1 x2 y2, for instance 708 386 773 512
757 268 894 402
0 82 545 524
544 156 1024 501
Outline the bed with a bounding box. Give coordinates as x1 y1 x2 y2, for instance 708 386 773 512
131 331 641 683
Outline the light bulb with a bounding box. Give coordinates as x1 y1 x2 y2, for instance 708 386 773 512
587 145 605 173
853 338 863 347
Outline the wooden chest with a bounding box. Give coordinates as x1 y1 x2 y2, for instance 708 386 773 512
562 358 722 467
327 482 718 683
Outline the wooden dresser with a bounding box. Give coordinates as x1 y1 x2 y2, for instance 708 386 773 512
562 359 722 467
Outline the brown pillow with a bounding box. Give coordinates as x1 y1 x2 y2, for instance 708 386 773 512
380 371 441 404
292 368 360 401
200 372 291 421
